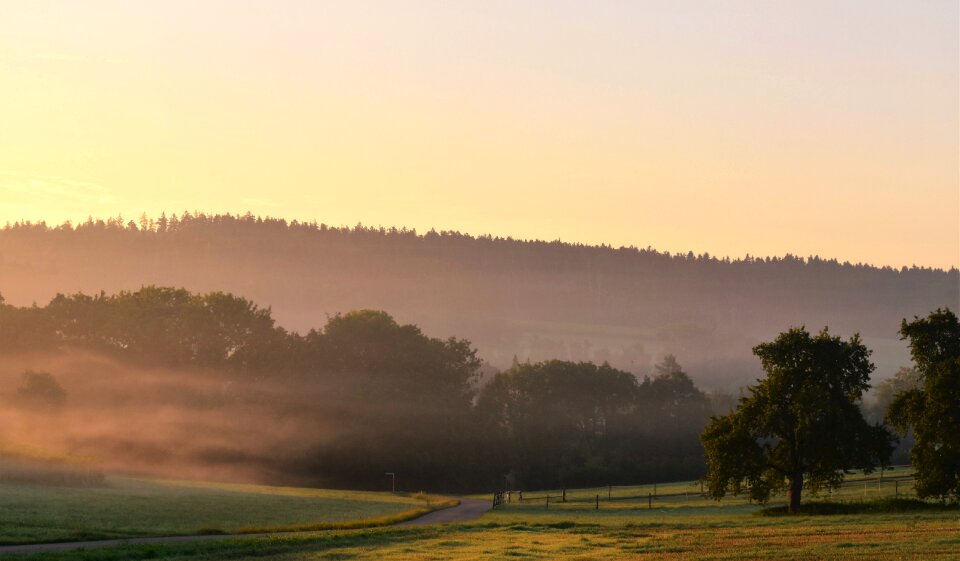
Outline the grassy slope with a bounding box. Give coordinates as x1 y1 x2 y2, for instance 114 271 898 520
0 476 452 544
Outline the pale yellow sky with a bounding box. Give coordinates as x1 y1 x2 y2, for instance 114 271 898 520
1 1 957 269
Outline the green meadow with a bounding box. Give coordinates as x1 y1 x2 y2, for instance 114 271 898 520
3 467 958 561
0 476 450 545
6 500 959 561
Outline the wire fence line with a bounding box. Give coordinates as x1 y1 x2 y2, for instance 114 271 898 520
491 466 918 510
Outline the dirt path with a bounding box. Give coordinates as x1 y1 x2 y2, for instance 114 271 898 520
0 498 492 556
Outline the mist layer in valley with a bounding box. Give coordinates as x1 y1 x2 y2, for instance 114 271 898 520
0 215 955 491
0 291 725 491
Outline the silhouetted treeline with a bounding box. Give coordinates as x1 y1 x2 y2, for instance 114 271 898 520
478 357 709 489
1 213 956 388
0 288 713 491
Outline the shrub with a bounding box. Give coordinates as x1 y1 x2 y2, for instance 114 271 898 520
15 370 66 410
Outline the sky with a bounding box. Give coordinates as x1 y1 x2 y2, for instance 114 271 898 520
1 0 957 269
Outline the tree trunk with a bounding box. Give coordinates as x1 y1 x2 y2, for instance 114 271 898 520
788 474 803 513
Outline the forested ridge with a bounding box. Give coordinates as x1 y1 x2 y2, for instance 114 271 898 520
0 213 956 387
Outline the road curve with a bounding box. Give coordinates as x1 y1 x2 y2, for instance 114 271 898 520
0 498 492 556
397 498 491 526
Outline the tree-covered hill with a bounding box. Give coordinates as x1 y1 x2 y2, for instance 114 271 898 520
1 213 956 387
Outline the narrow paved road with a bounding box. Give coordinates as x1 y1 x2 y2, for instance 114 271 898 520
397 498 491 526
0 498 492 556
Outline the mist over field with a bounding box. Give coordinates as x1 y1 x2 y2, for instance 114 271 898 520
1 215 956 388
0 302 482 489
0 349 284 482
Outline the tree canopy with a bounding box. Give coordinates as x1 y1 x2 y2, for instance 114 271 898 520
8 284 946 496
15 370 66 410
0 287 720 491
478 358 712 489
701 327 895 512
887 308 960 502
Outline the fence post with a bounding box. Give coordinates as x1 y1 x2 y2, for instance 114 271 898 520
608 486 612 500
562 488 566 503
595 495 599 510
545 495 549 510
519 491 523 504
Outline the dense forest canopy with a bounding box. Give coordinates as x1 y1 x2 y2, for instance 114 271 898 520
0 288 720 491
1 213 956 389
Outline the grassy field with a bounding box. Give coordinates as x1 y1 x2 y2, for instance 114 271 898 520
5 499 958 561
4 466 958 561
0 476 452 545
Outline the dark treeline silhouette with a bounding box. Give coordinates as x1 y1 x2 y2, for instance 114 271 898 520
0 288 712 492
478 357 710 490
1 213 957 388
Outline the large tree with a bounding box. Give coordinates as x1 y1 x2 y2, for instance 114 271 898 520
887 308 960 502
637 355 711 433
477 360 639 488
44 287 287 373
299 309 484 490
701 327 895 513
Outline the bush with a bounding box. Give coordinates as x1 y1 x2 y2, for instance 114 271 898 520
15 370 66 409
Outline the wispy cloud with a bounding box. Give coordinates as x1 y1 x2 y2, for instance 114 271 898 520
0 171 115 206
33 53 121 64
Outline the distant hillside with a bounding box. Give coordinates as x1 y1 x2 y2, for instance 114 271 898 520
1 213 956 388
